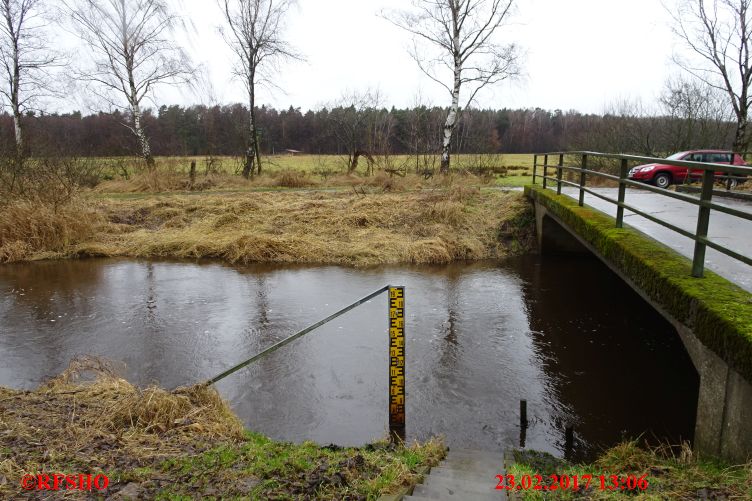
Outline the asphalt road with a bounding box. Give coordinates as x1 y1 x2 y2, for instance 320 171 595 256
558 187 752 293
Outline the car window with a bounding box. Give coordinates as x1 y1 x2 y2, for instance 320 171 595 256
685 153 705 162
707 153 731 163
666 152 688 160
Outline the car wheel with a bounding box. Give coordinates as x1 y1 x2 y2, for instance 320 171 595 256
654 172 671 189
727 178 739 190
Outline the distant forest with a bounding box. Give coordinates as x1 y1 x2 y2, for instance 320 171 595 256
0 103 737 159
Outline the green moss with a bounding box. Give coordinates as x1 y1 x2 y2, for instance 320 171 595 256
525 185 752 382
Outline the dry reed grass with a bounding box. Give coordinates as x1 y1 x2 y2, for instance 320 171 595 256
0 356 244 496
82 189 532 266
0 199 102 262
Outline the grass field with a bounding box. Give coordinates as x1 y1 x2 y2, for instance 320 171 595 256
86 153 535 193
93 153 534 177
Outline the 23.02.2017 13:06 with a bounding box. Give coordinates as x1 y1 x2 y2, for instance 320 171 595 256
495 473 650 492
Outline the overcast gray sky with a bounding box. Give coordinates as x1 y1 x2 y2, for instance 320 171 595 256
67 0 678 114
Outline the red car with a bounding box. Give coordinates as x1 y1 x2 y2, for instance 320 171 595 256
628 150 748 189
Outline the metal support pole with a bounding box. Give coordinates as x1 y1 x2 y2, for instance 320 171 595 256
579 154 587 206
389 286 406 440
556 153 564 195
519 399 528 448
565 426 574 459
616 158 628 228
532 154 537 184
543 154 549 189
692 170 714 278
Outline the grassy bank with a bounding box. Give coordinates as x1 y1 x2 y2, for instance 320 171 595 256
509 442 752 500
1 188 534 266
0 358 444 499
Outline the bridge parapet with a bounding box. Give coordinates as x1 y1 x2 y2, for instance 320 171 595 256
526 184 752 463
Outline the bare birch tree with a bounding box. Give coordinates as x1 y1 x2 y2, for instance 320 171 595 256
670 0 752 153
219 0 301 178
0 0 58 180
63 0 193 170
384 0 520 174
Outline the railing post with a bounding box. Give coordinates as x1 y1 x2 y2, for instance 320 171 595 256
388 286 406 440
543 154 548 189
556 153 564 195
579 154 587 206
692 170 714 278
616 158 628 228
532 154 537 184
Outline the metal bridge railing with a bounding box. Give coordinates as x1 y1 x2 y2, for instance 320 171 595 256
532 151 752 278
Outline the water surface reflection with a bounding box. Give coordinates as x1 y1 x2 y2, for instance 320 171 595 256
0 256 698 459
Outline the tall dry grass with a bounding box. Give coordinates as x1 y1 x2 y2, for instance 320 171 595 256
0 356 244 496
0 199 103 262
83 189 532 266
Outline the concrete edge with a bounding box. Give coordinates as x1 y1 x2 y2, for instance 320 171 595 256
524 184 752 384
675 185 752 202
376 464 432 501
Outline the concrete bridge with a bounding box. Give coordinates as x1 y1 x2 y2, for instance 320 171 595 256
526 183 752 463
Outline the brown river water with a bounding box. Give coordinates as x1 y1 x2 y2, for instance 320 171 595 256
0 255 698 460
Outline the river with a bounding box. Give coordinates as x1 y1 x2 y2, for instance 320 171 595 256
0 255 698 461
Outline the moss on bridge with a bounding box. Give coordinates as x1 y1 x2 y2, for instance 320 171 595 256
525 185 752 383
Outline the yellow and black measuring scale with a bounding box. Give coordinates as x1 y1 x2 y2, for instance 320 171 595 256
205 284 407 439
388 286 406 436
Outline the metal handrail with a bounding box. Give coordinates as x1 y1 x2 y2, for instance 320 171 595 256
203 285 392 386
532 151 752 277
538 151 752 175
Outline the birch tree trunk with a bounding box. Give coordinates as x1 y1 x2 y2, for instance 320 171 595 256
11 82 23 167
8 14 23 172
441 65 461 174
251 100 262 175
242 118 255 179
127 48 155 170
440 23 462 175
131 102 155 170
10 98 22 192
242 69 258 179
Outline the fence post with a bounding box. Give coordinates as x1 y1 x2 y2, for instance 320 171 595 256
189 160 196 191
543 154 549 189
616 158 628 228
556 154 563 195
692 171 714 278
388 286 406 440
579 154 587 206
532 154 537 184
